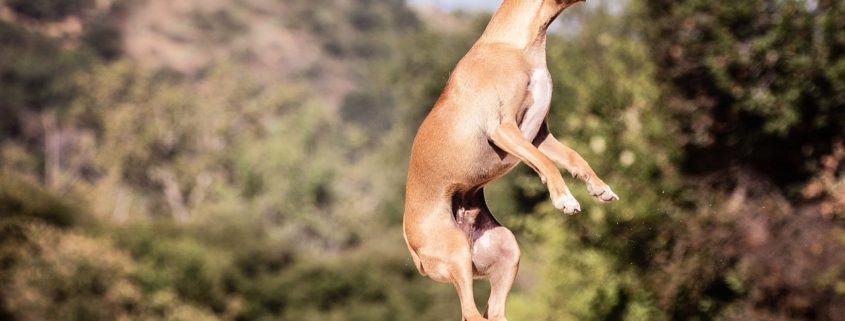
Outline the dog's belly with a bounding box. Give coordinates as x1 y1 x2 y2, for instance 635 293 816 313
462 140 521 189
519 68 552 140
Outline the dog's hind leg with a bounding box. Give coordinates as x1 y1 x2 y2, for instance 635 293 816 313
475 226 519 321
450 252 488 321
405 203 488 321
469 196 520 321
428 231 487 321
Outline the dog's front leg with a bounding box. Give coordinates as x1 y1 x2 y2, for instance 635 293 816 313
534 122 619 202
490 121 581 214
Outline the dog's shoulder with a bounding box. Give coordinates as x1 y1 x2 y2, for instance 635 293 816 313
449 43 531 92
462 43 530 72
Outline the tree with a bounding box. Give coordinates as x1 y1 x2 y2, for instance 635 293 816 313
634 1 845 319
639 0 845 189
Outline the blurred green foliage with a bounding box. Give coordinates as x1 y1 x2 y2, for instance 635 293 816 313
0 1 843 321
0 21 90 135
640 0 845 188
6 0 94 21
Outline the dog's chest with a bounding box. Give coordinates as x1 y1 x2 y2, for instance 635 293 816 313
519 68 552 140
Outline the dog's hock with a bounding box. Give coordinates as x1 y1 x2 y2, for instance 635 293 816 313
553 193 581 214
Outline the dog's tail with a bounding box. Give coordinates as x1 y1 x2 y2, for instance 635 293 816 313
402 222 427 277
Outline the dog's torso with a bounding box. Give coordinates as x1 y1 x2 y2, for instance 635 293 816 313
406 42 551 204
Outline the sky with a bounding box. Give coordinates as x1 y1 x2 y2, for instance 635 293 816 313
407 0 628 34
407 0 499 11
407 0 627 14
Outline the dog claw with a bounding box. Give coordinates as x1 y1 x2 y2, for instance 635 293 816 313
554 193 581 215
588 184 619 203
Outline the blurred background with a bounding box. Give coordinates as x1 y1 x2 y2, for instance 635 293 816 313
0 0 843 320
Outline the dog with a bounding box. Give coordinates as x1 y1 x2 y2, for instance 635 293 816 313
402 1 618 320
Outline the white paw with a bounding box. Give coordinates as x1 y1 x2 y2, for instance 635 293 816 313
588 183 619 203
553 193 581 215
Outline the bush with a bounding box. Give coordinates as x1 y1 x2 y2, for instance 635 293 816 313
2 224 138 321
0 171 80 228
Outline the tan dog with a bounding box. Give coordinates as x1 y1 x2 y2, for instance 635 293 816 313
402 1 618 320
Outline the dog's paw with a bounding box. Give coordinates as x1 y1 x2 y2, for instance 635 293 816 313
553 193 581 215
587 183 619 203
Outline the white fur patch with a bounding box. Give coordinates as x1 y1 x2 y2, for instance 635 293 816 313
520 68 552 140
553 193 581 214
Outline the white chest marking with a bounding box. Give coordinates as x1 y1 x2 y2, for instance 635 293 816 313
520 68 552 140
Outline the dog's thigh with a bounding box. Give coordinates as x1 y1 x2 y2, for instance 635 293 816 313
471 224 520 277
407 210 474 283
472 221 519 321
